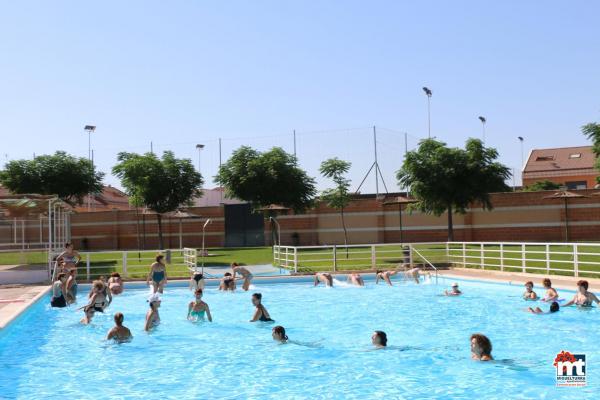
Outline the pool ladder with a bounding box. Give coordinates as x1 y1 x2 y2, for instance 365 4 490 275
411 248 438 284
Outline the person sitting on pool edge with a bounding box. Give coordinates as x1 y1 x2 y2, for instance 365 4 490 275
219 272 236 291
372 331 387 349
375 270 398 286
563 280 600 307
540 278 558 302
106 312 132 342
232 262 253 291
187 288 212 322
250 293 274 322
347 273 364 287
314 272 333 287
145 294 161 331
444 282 462 296
529 301 560 314
470 333 493 361
81 280 108 324
272 326 288 344
147 254 168 294
523 281 538 300
190 272 205 292
50 273 68 308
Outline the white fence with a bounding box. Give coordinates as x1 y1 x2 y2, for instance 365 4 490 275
274 241 600 279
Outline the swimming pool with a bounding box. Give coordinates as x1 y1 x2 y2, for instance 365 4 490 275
0 276 598 399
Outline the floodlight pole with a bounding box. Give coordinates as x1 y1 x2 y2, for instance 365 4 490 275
196 144 204 181
84 125 96 212
293 129 297 159
479 116 486 144
373 126 379 198
423 87 432 138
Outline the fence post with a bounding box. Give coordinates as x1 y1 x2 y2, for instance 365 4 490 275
409 244 414 267
333 245 337 272
445 242 450 264
122 251 128 279
546 244 550 274
573 244 579 277
86 253 90 281
521 243 526 273
285 247 289 269
480 243 484 269
371 245 376 269
293 247 298 273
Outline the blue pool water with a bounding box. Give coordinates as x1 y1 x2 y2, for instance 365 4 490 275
0 277 598 399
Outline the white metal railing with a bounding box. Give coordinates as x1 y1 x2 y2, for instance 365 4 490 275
274 241 600 279
184 247 198 271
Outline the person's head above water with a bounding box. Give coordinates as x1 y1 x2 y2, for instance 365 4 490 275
148 294 161 309
114 312 124 326
524 281 534 291
111 272 121 278
550 301 560 313
56 273 67 282
577 280 589 293
272 325 288 342
252 293 262 305
92 280 104 292
470 333 492 358
452 282 459 289
372 331 387 347
155 254 165 264
195 288 203 299
542 278 552 288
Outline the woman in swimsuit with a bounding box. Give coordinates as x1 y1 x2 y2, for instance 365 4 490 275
219 272 236 291
187 289 212 322
108 272 124 295
50 273 68 308
145 294 161 331
375 270 398 286
81 280 107 324
272 326 288 344
540 278 558 302
314 272 333 287
372 331 388 349
250 293 274 322
523 281 538 300
147 254 167 294
57 242 81 277
190 272 205 292
106 312 132 342
347 273 364 286
65 269 78 304
564 280 600 307
232 262 253 291
90 276 112 310
470 333 493 361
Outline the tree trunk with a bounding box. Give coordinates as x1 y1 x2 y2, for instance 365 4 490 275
157 214 164 250
341 207 349 258
447 204 454 242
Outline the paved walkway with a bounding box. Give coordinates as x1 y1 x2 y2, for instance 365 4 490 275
0 285 49 329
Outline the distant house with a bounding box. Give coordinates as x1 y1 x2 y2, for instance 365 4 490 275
522 146 598 189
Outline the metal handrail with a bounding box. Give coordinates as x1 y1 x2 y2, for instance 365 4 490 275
411 247 438 284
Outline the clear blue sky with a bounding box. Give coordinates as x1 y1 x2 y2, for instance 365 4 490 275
1 1 599 193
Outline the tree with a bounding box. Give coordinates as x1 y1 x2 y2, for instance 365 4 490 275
319 158 352 250
397 138 510 241
215 146 316 212
0 151 104 204
113 151 203 249
582 122 600 182
522 180 561 192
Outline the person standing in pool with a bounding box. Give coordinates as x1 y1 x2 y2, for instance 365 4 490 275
470 333 493 361
522 281 538 300
145 294 161 331
50 273 68 308
250 293 274 322
147 254 167 294
90 276 112 311
190 272 205 292
187 289 212 322
56 242 81 277
232 262 253 291
528 301 560 314
81 280 107 324
108 272 124 295
444 282 462 296
540 278 558 302
372 331 387 349
219 272 236 291
375 270 398 286
314 272 334 287
563 280 600 307
65 269 78 304
272 326 288 344
106 312 133 342
347 273 364 286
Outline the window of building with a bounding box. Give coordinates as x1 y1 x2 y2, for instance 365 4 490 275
569 153 582 158
535 155 554 161
565 181 587 190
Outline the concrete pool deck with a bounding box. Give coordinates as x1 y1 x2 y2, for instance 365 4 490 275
1 268 599 330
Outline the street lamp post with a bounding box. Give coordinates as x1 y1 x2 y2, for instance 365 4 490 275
195 144 204 175
422 87 432 138
84 125 96 212
518 136 525 189
478 116 486 144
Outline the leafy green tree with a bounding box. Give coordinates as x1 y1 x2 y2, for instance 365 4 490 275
582 122 600 182
522 180 561 192
320 158 352 250
215 146 316 212
0 151 104 204
397 138 510 241
113 151 203 249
